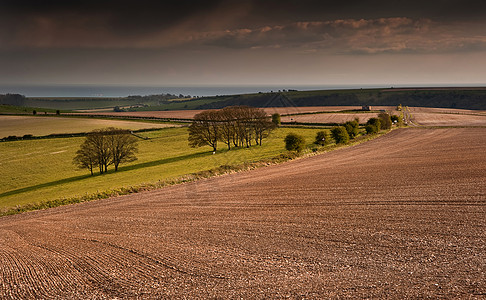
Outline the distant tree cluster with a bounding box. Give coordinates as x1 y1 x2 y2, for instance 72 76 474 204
366 112 392 134
73 128 138 175
0 94 26 106
188 106 275 151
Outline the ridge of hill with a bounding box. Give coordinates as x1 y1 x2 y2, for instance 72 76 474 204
196 88 486 110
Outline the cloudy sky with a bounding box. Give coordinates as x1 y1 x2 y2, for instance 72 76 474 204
1 0 486 87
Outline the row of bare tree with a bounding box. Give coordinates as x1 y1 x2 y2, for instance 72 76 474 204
188 106 275 151
73 128 138 175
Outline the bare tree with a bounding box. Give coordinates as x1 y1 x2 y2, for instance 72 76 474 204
252 107 275 146
105 128 138 171
188 106 275 152
219 107 237 150
188 110 220 152
73 128 139 174
85 129 112 173
73 140 97 175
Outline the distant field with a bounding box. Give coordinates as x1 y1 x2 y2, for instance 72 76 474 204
4 87 484 111
71 106 395 120
0 127 325 209
25 97 142 110
24 97 221 111
0 115 176 138
281 112 382 124
409 107 486 126
68 106 486 126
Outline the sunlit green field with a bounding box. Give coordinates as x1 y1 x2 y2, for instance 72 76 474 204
0 115 176 138
0 127 324 209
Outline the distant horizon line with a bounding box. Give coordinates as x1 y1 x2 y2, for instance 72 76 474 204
1 83 485 98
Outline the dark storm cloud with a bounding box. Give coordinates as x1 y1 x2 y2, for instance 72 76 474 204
203 18 486 54
1 0 486 52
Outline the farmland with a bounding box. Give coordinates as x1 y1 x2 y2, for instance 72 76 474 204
0 106 485 298
0 115 177 138
409 107 486 126
0 126 485 298
69 106 393 120
0 126 326 209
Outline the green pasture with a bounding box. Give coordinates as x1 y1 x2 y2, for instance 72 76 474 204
25 97 141 110
0 115 177 138
0 127 325 209
0 104 57 114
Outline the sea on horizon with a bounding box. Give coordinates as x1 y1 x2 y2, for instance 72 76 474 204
0 83 477 98
0 83 434 98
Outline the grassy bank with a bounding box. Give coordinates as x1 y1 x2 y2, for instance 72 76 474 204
1 126 391 217
0 127 331 211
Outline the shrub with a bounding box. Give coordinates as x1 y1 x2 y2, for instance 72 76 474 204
366 117 382 134
284 133 306 152
344 118 360 139
378 112 392 130
391 114 403 126
367 117 381 129
272 113 281 127
331 126 350 144
365 124 380 134
314 130 331 146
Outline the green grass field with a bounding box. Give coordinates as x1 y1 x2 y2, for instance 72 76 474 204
0 104 58 114
0 127 326 209
0 115 177 138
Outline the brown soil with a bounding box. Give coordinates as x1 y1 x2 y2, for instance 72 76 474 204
409 107 486 126
281 112 381 124
72 106 395 120
1 127 485 298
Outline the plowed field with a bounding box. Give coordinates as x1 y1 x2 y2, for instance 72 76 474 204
281 112 381 124
72 106 392 119
1 127 485 298
410 107 486 126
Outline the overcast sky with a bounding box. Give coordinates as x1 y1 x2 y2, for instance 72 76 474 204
1 0 486 87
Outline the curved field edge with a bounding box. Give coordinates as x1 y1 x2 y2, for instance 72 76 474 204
0 129 393 217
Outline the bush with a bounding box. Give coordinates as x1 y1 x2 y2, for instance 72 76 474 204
331 126 350 144
367 117 381 129
344 118 360 139
391 114 403 126
314 130 330 146
272 113 281 127
365 124 380 134
284 133 306 152
366 117 381 134
378 112 392 130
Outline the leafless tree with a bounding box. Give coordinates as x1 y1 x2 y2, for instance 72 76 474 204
73 128 138 174
188 110 221 152
188 106 275 152
105 128 138 171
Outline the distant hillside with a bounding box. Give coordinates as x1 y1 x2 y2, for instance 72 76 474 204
196 88 486 110
3 88 486 111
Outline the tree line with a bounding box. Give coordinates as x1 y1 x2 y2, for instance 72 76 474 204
188 106 276 151
286 112 399 152
73 128 138 175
